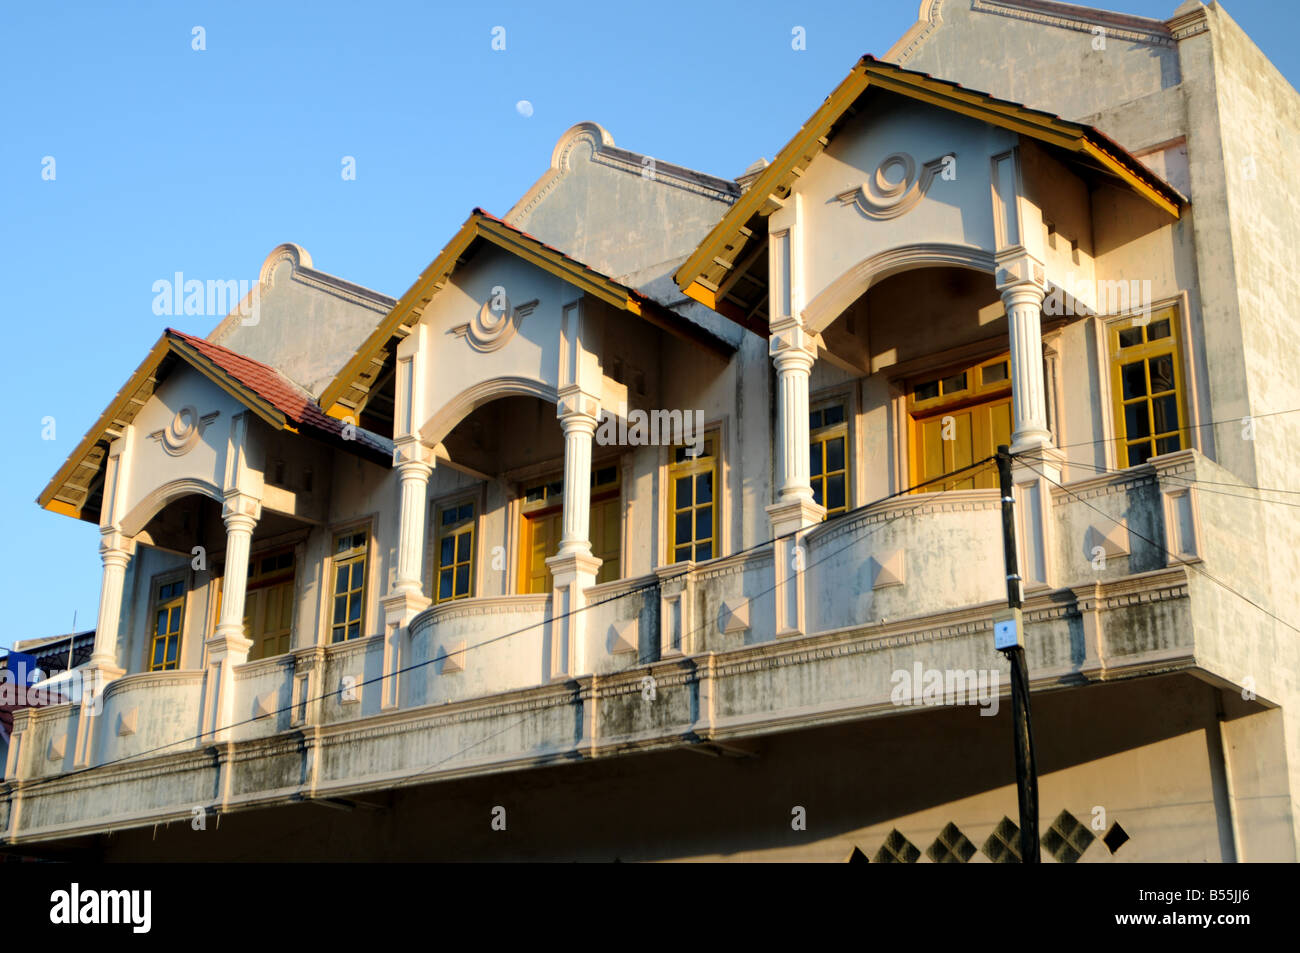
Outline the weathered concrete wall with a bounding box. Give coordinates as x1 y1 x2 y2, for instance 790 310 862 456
30 674 1287 862
208 245 395 396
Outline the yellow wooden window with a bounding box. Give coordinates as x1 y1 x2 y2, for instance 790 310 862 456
148 579 185 672
669 433 718 562
909 355 1012 492
436 501 476 603
810 400 849 517
330 530 368 643
244 548 295 661
518 466 620 593
1109 309 1187 467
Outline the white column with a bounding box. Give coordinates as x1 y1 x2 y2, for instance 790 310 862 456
996 258 1060 594
213 509 257 646
1003 281 1052 453
558 411 598 556
393 458 434 593
89 532 132 678
381 442 434 711
202 495 259 740
774 346 816 502
766 318 823 639
547 394 602 678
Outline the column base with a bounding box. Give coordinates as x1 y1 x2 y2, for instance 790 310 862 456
381 588 432 628
379 589 430 710
765 497 826 536
546 551 602 680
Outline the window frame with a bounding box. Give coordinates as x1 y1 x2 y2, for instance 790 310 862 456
243 544 297 661
809 394 851 518
328 524 371 644
666 428 721 565
905 351 1013 493
433 496 478 604
1105 306 1191 470
515 462 623 592
146 572 188 672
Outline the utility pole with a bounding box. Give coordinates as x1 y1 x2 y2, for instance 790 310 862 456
994 445 1040 863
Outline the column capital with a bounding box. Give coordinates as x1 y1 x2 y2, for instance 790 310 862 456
98 530 135 560
221 492 261 528
556 385 601 423
995 249 1047 296
393 434 435 470
768 316 818 364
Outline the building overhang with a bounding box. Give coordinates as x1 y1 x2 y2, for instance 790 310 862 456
318 209 737 422
674 55 1186 332
38 330 391 525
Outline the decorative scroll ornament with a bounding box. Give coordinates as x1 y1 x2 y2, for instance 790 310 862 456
450 295 538 353
148 406 219 457
837 152 955 220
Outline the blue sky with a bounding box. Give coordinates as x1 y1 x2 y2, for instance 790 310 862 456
0 0 1294 647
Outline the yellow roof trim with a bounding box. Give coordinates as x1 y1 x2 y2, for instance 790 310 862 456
674 56 1183 312
319 210 726 419
38 333 290 522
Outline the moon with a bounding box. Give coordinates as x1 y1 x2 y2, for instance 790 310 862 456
516 100 534 118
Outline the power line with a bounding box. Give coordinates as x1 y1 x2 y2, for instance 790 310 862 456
1048 405 1300 455
1015 456 1300 638
8 457 996 797
1059 458 1300 509
397 463 996 790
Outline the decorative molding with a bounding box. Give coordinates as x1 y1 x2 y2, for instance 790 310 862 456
148 406 219 457
870 549 906 589
720 599 751 637
1086 520 1130 559
116 707 138 736
252 691 278 720
437 642 467 675
607 620 638 655
836 153 954 220
807 490 1001 549
507 122 738 227
118 478 224 538
419 377 559 448
449 297 537 353
883 0 945 65
48 734 67 761
802 244 995 335
971 0 1174 47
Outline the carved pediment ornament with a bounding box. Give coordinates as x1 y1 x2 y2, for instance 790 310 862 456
450 296 538 353
148 406 219 457
837 152 954 220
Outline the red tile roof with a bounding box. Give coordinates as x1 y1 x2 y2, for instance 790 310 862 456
167 328 391 461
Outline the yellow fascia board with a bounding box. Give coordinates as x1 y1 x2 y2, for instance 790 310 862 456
673 65 873 294
318 215 482 414
1081 140 1181 218
674 57 1183 304
37 335 172 512
321 211 661 417
38 333 290 520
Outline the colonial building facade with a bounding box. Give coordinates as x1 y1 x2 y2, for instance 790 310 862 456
5 0 1298 861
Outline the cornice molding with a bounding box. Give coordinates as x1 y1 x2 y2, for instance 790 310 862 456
971 0 1175 47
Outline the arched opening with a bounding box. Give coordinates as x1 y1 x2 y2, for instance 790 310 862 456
125 486 320 673
429 392 625 604
812 263 1016 503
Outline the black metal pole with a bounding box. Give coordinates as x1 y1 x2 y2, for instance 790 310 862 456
996 445 1040 863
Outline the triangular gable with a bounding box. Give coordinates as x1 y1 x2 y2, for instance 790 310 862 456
674 54 1185 329
318 208 735 422
39 329 390 523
